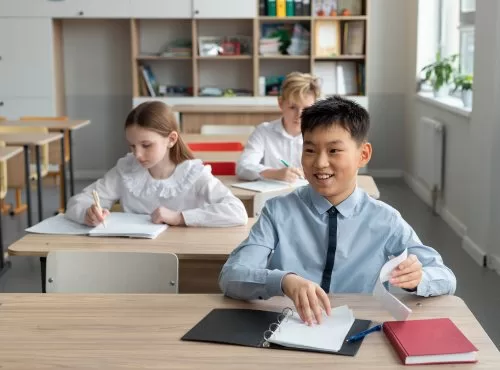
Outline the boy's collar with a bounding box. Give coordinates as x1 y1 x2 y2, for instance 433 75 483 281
309 185 362 218
270 118 302 139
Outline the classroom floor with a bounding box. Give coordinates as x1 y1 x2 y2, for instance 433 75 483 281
0 178 499 349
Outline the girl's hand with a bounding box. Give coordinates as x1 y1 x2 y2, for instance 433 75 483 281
151 207 185 226
84 205 109 226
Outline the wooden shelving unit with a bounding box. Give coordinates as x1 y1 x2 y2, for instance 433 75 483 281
130 0 369 99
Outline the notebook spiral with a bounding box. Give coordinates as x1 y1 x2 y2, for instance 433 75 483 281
262 307 294 348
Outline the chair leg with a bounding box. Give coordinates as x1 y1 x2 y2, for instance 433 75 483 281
9 188 28 216
0 199 11 215
57 165 65 213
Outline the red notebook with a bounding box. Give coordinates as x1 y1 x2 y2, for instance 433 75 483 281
383 318 478 365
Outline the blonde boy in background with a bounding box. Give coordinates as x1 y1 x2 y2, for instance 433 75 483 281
236 72 321 183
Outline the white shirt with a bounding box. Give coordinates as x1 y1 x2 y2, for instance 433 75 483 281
236 119 303 181
65 154 248 227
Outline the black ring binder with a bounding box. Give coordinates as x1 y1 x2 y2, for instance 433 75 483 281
262 307 293 347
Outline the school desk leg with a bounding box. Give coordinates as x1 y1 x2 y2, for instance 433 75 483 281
0 209 10 277
68 131 75 196
60 132 67 210
35 146 43 223
40 257 46 293
23 145 32 227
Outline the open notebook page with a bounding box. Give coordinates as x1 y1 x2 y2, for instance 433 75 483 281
26 214 92 235
88 213 167 239
26 213 167 239
231 179 309 193
268 305 355 352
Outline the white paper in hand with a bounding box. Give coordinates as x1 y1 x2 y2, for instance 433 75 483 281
373 249 412 320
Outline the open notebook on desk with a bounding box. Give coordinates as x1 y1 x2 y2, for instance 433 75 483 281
231 179 309 193
182 305 371 356
25 213 167 239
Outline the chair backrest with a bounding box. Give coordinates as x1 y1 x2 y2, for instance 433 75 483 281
201 124 255 135
187 142 244 151
20 116 70 163
46 251 179 293
205 162 236 176
0 126 50 175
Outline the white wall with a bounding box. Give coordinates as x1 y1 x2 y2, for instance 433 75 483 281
405 0 500 271
366 0 411 176
62 19 132 176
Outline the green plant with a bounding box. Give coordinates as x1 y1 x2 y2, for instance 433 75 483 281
453 74 473 92
421 52 458 91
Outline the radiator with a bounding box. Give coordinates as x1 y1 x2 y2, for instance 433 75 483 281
416 117 445 211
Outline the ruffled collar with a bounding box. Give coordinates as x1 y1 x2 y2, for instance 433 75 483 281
117 153 207 198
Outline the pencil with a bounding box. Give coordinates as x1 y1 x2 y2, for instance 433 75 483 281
92 190 106 228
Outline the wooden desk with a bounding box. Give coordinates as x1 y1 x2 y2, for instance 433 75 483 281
9 220 257 294
194 151 241 162
219 175 381 216
183 134 249 145
0 132 63 226
0 294 497 369
173 105 280 133
0 146 23 275
0 119 91 201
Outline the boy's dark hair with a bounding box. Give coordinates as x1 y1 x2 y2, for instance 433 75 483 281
301 95 370 144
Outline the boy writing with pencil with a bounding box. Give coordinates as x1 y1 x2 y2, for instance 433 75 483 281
220 96 456 325
236 72 321 183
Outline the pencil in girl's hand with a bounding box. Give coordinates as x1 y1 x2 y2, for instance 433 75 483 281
92 190 106 228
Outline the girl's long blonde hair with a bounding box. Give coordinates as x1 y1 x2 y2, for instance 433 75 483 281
125 101 194 164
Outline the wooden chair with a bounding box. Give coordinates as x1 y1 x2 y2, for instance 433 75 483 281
46 251 179 293
20 116 69 212
0 126 50 215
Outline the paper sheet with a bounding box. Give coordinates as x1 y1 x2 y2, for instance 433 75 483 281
269 305 354 352
373 249 412 321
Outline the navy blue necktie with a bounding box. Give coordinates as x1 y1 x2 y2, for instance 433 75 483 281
320 206 337 293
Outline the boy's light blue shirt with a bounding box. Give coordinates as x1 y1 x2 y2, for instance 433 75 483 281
219 185 456 300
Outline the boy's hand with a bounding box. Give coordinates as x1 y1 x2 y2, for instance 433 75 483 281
281 274 331 325
151 207 185 226
390 254 423 290
261 168 304 183
84 205 109 226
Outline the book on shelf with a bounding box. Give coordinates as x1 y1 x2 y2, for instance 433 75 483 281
343 20 365 55
336 61 358 95
294 0 303 15
314 20 341 57
267 0 277 16
314 60 362 95
139 65 157 97
260 0 267 15
277 0 286 16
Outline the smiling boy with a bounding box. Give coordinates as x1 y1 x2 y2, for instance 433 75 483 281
219 96 456 325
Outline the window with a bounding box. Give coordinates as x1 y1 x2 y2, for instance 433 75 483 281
459 0 475 75
440 0 475 75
